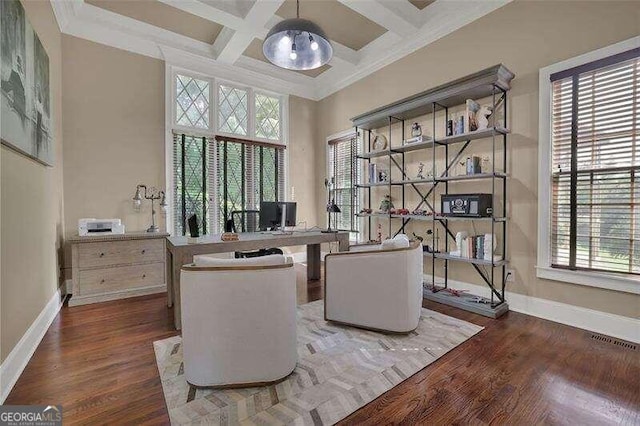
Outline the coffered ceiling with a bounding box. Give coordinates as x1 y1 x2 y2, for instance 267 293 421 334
51 0 512 100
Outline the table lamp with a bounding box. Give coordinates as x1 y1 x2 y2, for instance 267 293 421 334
322 199 341 233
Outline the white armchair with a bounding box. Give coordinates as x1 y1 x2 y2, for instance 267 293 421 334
324 241 423 333
180 255 297 387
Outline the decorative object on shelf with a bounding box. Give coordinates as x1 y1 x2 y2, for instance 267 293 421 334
411 209 430 216
466 156 482 175
372 132 388 151
376 223 382 243
262 0 332 70
446 119 454 137
390 208 410 215
378 168 389 183
465 99 480 133
416 162 426 179
411 122 422 137
1 0 54 166
453 231 468 257
322 178 341 233
484 233 497 260
368 163 378 183
477 104 493 130
482 155 492 172
379 194 394 213
359 208 373 215
132 184 167 233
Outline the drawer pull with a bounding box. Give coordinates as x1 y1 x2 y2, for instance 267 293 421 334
100 279 105 284
99 253 105 257
141 249 146 254
142 274 146 278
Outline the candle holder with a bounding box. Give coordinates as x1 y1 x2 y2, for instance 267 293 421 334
132 184 167 233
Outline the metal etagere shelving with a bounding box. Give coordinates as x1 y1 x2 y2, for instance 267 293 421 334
350 65 515 318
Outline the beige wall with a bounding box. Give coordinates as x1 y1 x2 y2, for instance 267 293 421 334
62 35 166 243
288 96 319 229
1 0 64 363
316 0 640 318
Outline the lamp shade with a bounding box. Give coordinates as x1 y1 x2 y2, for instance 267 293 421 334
263 18 332 70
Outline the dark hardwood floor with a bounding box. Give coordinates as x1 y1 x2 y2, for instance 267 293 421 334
6 265 639 425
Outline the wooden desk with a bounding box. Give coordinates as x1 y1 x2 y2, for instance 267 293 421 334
166 231 350 329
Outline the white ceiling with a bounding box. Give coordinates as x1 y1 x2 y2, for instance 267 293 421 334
51 0 512 100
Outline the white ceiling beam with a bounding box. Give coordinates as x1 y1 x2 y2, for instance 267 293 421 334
336 0 419 37
215 0 285 64
51 0 83 32
376 0 424 28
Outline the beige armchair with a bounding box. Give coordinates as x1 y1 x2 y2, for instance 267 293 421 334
324 241 423 333
180 255 297 387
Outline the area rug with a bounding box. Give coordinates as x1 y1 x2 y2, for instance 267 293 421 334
154 300 483 425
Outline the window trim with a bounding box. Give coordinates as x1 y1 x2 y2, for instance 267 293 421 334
537 36 640 295
165 64 289 235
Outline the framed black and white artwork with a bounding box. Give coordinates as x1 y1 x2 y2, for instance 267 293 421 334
1 0 53 166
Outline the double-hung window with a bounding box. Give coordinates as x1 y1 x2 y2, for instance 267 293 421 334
538 41 639 293
327 132 360 239
170 71 287 235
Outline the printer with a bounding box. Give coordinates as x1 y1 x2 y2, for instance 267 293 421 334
78 218 125 236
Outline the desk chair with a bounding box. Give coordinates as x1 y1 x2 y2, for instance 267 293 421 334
226 210 283 258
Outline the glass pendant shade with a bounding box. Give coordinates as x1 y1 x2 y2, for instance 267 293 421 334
263 18 332 70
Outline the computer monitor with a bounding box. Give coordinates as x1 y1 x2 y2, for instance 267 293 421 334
259 201 297 230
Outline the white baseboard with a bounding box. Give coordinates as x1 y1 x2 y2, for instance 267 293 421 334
0 288 63 403
424 275 640 344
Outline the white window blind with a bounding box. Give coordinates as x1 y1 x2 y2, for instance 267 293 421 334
172 134 285 235
328 134 360 236
550 49 639 275
172 133 215 235
214 136 285 233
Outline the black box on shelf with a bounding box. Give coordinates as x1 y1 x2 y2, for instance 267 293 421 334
441 194 493 217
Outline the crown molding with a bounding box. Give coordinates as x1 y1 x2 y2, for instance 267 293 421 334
51 0 512 101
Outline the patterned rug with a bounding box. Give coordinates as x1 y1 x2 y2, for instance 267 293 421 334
154 300 483 425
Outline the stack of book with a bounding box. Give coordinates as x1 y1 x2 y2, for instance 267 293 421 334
459 235 486 260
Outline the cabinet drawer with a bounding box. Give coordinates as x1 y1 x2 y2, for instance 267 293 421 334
78 262 165 296
78 239 164 268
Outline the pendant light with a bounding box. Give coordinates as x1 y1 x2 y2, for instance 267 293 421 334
262 0 332 71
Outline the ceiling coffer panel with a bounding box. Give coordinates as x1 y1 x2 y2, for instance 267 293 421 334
86 0 224 44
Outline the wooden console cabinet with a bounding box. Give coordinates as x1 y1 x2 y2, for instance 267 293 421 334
68 232 169 306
